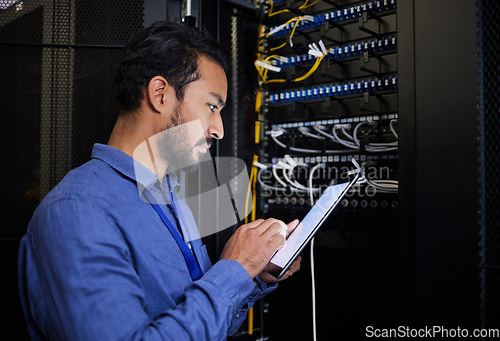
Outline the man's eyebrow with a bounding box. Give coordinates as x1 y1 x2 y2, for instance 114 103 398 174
209 92 225 108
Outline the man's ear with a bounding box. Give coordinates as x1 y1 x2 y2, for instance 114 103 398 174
147 76 173 113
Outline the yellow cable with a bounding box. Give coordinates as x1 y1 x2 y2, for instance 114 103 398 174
289 16 302 41
255 89 262 114
246 155 259 335
248 306 254 334
263 54 282 64
255 54 289 84
259 51 329 84
265 78 287 84
270 9 290 16
292 53 327 82
251 165 257 222
269 42 287 51
268 0 290 17
300 0 320 9
255 90 262 144
254 60 265 80
255 121 261 144
245 155 259 223
245 166 255 224
298 0 309 8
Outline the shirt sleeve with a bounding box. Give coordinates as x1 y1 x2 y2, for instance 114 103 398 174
227 276 278 335
22 198 256 341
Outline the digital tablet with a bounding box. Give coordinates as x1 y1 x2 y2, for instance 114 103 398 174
270 172 360 279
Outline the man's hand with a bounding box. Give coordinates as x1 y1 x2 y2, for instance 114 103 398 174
258 219 302 283
220 218 288 279
258 256 302 283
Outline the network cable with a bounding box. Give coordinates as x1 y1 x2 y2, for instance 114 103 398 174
269 128 353 154
307 162 323 341
255 158 324 194
389 119 398 139
359 161 398 192
254 42 331 85
269 119 399 154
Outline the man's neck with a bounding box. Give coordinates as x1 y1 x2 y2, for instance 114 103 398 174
108 114 142 156
108 113 169 181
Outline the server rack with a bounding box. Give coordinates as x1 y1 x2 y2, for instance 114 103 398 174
226 0 481 339
247 1 399 339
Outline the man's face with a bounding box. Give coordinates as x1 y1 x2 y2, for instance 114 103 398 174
158 55 227 172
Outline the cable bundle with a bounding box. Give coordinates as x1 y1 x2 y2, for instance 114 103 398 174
269 118 398 154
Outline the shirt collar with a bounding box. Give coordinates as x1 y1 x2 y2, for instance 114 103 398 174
91 143 182 192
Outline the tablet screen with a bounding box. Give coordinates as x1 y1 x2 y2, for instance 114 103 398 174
269 175 358 276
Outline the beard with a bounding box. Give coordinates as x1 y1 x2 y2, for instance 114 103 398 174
157 103 211 173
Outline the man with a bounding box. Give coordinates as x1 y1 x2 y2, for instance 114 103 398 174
18 21 301 340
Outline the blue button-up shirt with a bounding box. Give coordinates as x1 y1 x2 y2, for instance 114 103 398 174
18 144 276 340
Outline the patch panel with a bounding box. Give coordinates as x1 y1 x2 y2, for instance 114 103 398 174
258 154 398 215
270 153 399 164
270 36 397 69
273 113 398 128
266 0 397 38
267 76 397 104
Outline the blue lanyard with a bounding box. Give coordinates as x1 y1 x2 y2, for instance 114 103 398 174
145 184 203 281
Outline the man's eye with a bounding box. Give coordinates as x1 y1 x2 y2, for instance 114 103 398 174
209 104 218 112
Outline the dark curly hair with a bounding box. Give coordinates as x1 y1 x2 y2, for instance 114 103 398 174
115 21 229 112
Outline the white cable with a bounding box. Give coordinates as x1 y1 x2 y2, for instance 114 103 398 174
308 163 322 341
359 164 399 193
351 121 399 152
270 120 399 154
270 130 351 154
308 163 322 205
281 156 323 193
341 125 355 141
312 125 336 140
310 237 317 341
332 125 358 149
390 119 399 139
268 15 315 37
271 133 322 154
257 168 287 192
257 165 321 193
283 167 316 192
255 59 281 73
299 127 325 140
352 121 370 148
272 164 288 188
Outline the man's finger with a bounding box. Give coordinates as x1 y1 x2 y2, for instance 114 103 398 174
285 219 300 238
263 221 287 241
269 233 286 252
244 219 265 229
289 256 302 272
251 218 282 234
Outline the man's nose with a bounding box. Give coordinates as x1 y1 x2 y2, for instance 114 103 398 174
208 112 224 140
